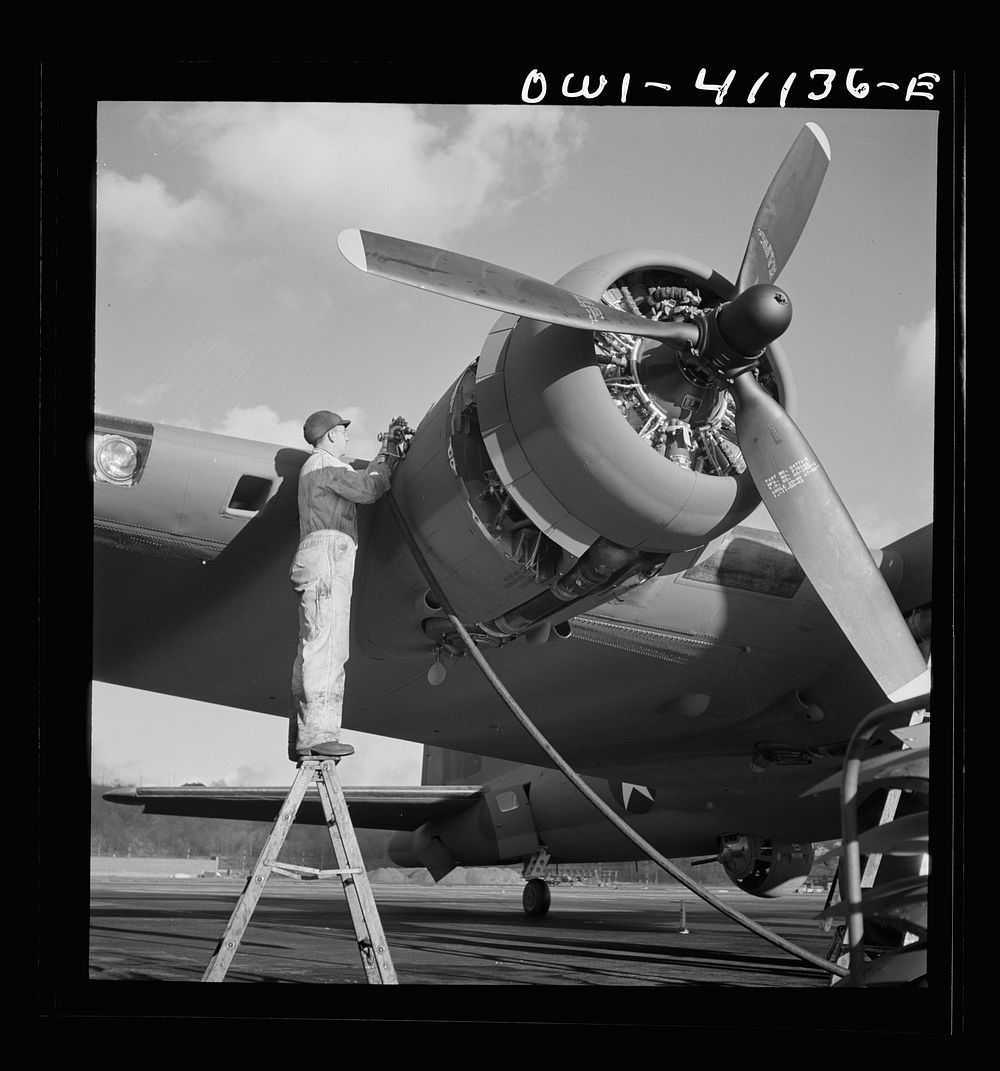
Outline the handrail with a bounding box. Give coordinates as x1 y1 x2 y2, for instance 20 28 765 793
840 693 930 986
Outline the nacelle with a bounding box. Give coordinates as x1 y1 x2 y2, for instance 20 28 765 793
387 251 794 644
717 833 815 897
387 783 542 880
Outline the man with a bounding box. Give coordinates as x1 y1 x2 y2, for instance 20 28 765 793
289 410 406 762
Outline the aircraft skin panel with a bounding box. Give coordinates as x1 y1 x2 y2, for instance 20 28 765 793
95 419 307 555
415 747 843 858
93 541 916 799
516 768 838 860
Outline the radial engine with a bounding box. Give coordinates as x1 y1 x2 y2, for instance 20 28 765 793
385 250 793 652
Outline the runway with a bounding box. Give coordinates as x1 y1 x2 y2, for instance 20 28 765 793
89 878 836 987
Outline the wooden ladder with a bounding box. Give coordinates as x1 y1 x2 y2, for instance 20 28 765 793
202 757 397 984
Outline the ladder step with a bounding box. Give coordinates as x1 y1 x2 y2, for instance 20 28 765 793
270 863 363 879
201 757 397 984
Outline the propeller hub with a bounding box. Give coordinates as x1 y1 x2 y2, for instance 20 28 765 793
720 284 792 357
693 284 793 382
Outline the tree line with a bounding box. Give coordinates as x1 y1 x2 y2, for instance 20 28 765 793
91 781 395 870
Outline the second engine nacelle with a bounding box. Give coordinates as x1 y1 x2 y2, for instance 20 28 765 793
717 833 815 897
387 782 543 880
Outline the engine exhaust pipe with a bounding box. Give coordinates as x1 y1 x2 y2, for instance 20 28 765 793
485 539 641 637
416 589 444 615
524 623 551 646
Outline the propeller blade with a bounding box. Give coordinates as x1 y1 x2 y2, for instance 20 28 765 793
338 229 699 345
728 372 929 703
734 123 831 295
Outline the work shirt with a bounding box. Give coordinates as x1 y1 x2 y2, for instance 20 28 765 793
296 449 393 543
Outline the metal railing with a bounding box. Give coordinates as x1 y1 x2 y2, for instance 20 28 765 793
838 692 930 986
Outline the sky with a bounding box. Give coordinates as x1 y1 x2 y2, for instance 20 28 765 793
91 94 943 791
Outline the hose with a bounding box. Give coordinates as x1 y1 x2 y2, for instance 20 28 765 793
387 492 849 980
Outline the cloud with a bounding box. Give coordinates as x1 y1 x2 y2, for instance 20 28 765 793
210 405 306 447
894 309 935 397
183 403 381 459
226 765 277 787
109 102 582 262
98 171 226 249
97 170 229 288
338 731 422 787
121 381 170 409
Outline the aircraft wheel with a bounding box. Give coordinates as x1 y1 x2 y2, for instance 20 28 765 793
522 877 551 917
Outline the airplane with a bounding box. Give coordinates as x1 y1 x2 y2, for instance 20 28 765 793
95 122 936 958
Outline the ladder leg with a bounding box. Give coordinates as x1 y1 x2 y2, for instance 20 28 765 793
201 763 313 982
317 761 398 984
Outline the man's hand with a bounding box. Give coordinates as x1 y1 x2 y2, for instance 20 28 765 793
387 416 412 443
379 416 412 461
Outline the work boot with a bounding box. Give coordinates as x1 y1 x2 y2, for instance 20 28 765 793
296 740 355 760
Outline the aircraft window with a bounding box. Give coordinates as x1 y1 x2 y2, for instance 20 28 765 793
496 791 519 813
226 475 274 515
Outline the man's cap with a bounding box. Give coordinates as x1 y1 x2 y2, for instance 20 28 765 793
303 410 351 444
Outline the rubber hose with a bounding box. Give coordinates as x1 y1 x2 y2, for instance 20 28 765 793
386 492 849 980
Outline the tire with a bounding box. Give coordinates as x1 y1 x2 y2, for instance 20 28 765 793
522 877 552 917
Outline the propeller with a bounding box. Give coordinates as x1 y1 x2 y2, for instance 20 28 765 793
696 123 926 701
337 123 930 704
733 122 831 295
336 229 699 347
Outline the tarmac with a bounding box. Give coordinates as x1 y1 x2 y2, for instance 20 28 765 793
88 877 836 987
59 877 956 1029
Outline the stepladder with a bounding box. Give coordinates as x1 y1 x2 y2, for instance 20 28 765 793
202 757 398 984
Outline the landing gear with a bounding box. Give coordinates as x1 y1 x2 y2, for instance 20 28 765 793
521 849 552 917
522 877 552 917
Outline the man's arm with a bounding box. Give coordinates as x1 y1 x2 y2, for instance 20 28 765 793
309 419 407 504
313 459 393 504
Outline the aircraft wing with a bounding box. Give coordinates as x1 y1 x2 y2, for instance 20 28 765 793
93 416 931 799
103 784 484 830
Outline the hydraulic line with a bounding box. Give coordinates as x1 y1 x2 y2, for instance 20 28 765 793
386 492 849 980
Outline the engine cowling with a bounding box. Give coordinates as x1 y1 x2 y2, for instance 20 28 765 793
717 833 815 897
385 250 794 645
387 782 543 880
